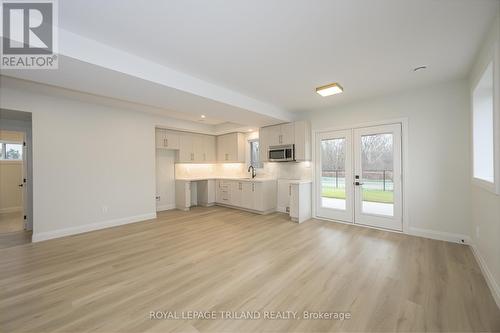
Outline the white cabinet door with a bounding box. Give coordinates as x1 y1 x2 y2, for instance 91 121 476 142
193 134 205 162
241 182 254 210
217 133 245 162
156 129 166 149
277 180 291 213
267 125 282 146
293 121 310 161
280 123 295 145
156 129 180 149
230 181 242 207
216 134 229 162
204 135 216 162
289 184 299 219
179 134 194 162
259 128 269 162
164 131 180 150
252 182 263 211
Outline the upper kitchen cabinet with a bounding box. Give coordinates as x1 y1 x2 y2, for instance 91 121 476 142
261 123 294 147
217 132 245 162
260 121 311 162
177 132 217 163
155 128 180 150
178 133 195 162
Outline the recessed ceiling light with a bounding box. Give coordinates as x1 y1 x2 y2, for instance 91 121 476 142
200 115 206 119
413 65 427 72
316 83 343 97
248 129 253 132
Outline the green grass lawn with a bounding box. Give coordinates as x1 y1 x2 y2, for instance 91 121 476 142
321 187 394 203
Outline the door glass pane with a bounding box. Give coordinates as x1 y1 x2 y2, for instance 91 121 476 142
321 138 346 210
361 133 394 216
5 143 23 160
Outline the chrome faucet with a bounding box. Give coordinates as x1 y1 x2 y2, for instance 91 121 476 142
248 165 256 179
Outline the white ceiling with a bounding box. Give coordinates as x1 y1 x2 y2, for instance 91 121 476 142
57 0 499 112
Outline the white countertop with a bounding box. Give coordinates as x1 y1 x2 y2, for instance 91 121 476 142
287 179 312 185
175 177 277 183
277 179 313 185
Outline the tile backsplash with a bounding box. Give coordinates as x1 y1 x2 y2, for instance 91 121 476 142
175 162 312 180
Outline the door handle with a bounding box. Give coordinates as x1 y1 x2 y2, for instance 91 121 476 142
18 184 24 187
354 181 364 186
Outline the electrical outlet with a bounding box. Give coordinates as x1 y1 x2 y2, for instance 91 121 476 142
102 205 108 214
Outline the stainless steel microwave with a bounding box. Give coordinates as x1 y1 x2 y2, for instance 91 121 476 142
269 144 295 162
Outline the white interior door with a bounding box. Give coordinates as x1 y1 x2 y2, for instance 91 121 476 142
156 149 176 211
316 130 353 222
353 124 402 231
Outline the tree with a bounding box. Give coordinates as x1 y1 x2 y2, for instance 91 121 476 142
6 148 20 160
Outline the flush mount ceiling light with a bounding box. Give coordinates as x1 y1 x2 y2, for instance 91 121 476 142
316 83 343 97
200 114 206 118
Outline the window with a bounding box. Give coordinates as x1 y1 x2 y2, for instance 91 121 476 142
0 142 23 160
249 139 262 168
472 62 494 184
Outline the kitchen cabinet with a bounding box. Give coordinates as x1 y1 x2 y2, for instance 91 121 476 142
216 180 231 205
156 128 180 150
203 135 216 162
178 133 195 162
280 122 295 145
177 132 217 163
277 179 312 223
216 133 245 162
215 179 277 214
259 121 311 162
230 181 243 207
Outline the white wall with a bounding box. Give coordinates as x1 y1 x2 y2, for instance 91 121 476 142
1 77 211 241
469 12 500 307
302 79 471 240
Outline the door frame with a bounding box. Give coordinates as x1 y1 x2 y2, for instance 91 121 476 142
312 118 409 234
0 112 33 231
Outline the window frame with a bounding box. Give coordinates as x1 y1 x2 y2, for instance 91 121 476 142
470 55 500 195
249 139 263 169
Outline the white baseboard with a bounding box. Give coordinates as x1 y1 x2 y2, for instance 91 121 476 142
408 227 471 244
156 203 176 212
32 213 157 242
0 206 22 213
470 244 500 308
470 244 500 310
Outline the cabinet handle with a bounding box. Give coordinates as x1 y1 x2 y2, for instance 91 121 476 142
165 138 168 147
191 153 194 161
279 134 282 144
252 183 255 192
289 184 291 196
225 153 228 161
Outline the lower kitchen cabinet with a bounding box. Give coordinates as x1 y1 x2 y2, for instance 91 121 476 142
215 179 277 214
277 179 312 223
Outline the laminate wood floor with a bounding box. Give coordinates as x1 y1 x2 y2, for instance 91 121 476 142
0 206 499 333
0 211 24 233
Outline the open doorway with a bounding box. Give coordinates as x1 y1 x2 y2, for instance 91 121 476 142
0 109 33 248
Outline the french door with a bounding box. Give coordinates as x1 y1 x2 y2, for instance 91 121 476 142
316 124 403 231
